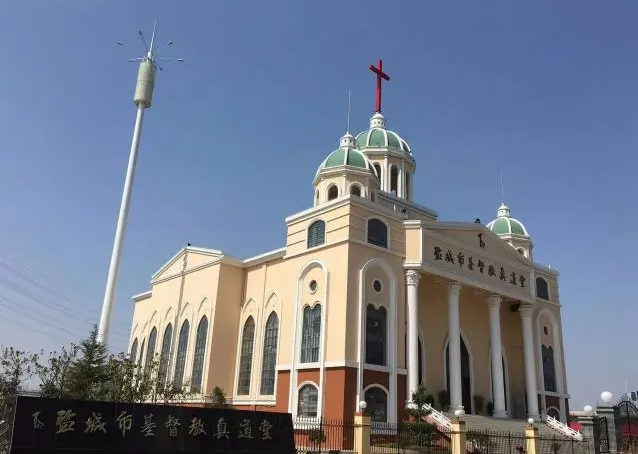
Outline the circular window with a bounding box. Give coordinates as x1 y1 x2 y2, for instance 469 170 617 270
543 326 549 335
373 280 383 293
309 280 318 293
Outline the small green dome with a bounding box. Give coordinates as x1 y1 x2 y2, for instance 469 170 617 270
315 134 379 178
354 113 411 154
486 203 529 236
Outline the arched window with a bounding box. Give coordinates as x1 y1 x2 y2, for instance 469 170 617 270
173 320 190 388
536 277 549 300
390 165 398 195
365 305 387 366
307 220 326 248
301 305 321 363
298 384 319 417
542 345 557 392
139 339 145 367
405 172 411 200
144 327 157 372
237 317 255 395
364 386 388 422
328 185 339 201
260 312 279 395
547 407 560 419
373 163 382 182
158 324 172 384
191 316 208 393
129 338 138 364
350 184 361 197
367 219 388 248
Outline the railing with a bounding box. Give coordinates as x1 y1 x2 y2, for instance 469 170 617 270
423 403 452 430
545 415 584 441
537 433 591 454
293 417 355 453
370 421 451 454
466 429 528 454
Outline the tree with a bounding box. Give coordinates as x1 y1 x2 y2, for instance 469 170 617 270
408 384 433 421
38 344 79 399
208 386 229 408
0 346 40 401
65 325 109 400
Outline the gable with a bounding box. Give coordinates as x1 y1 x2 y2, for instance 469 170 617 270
151 246 225 283
425 222 530 267
418 222 534 300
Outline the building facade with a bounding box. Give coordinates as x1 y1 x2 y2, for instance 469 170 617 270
128 103 569 423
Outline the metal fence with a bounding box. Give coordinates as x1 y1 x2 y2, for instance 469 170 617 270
369 421 451 454
293 417 355 453
465 429 528 454
536 434 592 454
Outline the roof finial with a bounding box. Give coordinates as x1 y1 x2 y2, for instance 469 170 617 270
347 89 352 134
369 59 390 113
500 166 505 204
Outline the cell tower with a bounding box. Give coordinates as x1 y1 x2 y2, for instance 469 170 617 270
97 21 183 345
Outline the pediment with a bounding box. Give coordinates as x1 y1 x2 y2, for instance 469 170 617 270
151 246 225 283
423 221 531 268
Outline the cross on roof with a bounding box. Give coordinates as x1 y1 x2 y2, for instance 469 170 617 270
369 59 390 113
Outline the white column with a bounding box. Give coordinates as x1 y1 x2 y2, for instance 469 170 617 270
447 282 463 413
406 270 421 401
487 295 507 418
520 305 540 420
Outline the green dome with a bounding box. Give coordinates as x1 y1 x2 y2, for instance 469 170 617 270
354 113 411 154
486 203 529 236
315 134 379 178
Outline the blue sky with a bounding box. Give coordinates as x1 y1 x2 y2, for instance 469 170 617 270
0 0 636 410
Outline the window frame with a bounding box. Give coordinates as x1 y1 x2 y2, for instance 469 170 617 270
297 383 319 418
366 218 389 249
307 220 326 249
260 312 280 396
364 385 389 423
173 320 190 389
158 324 172 385
300 305 322 363
190 316 209 393
327 184 339 201
365 304 388 366
535 277 550 300
237 317 256 395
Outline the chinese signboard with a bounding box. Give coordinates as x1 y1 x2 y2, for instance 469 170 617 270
1 395 295 454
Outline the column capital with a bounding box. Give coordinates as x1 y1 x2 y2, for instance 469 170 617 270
486 294 502 308
405 270 421 286
447 281 462 296
519 304 534 318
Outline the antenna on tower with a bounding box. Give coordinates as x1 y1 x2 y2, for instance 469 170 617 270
98 21 183 346
347 89 352 133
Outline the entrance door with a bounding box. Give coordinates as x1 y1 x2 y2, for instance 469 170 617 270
446 337 472 413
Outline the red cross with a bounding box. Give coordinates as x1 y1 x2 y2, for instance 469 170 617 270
369 59 390 113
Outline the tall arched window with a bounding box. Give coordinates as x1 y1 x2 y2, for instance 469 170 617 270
191 316 208 393
328 185 339 201
364 386 388 422
367 219 388 248
260 312 279 395
237 317 255 395
350 184 361 197
366 305 387 366
373 163 382 182
300 305 322 363
173 320 190 388
144 327 158 372
536 277 549 300
298 384 319 417
390 165 398 195
542 345 556 392
139 339 145 367
307 220 326 248
130 338 138 364
158 324 172 384
405 172 411 200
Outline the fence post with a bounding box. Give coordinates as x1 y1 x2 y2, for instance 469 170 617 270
354 412 371 454
596 404 620 454
450 415 466 454
578 415 600 454
525 420 539 454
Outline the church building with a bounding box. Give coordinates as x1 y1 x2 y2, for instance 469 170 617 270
127 61 570 424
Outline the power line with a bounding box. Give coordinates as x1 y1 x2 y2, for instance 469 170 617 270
0 270 129 340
